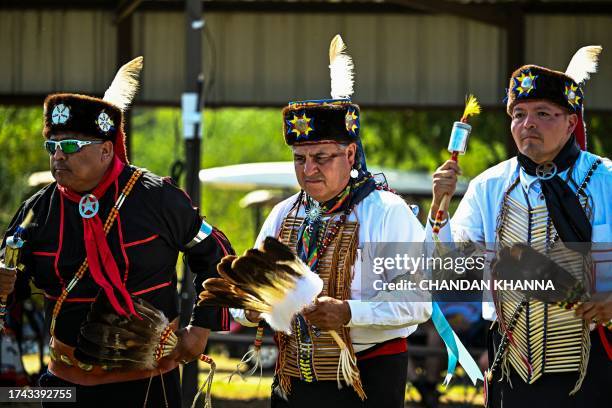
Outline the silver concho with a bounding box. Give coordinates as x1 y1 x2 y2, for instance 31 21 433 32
96 112 115 133
306 202 321 224
79 194 100 219
51 104 71 125
535 162 557 181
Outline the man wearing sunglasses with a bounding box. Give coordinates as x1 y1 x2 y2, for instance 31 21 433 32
0 57 233 407
44 138 107 193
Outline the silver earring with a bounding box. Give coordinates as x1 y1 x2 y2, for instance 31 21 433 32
350 168 359 179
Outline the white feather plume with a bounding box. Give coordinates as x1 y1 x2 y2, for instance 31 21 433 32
103 56 143 112
565 45 602 84
329 35 354 99
265 271 323 334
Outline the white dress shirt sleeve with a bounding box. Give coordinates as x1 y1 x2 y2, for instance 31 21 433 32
347 196 432 329
424 179 486 245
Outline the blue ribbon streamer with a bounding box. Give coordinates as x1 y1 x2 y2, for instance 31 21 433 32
431 301 484 386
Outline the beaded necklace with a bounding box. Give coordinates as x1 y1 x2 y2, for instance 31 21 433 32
300 177 372 269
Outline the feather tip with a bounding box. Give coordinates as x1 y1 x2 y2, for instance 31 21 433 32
565 45 602 84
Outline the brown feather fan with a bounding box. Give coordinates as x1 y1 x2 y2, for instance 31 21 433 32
198 236 323 332
198 237 364 390
74 293 177 370
490 243 612 329
491 243 587 304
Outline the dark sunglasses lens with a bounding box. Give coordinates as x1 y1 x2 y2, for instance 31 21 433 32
60 140 80 154
44 141 57 154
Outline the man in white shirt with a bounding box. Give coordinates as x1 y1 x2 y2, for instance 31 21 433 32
429 47 611 407
233 36 431 408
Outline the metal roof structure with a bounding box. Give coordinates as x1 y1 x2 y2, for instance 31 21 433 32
2 0 611 109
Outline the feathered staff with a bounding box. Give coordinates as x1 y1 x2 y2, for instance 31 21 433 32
0 210 34 331
431 95 481 237
427 96 484 387
198 237 361 390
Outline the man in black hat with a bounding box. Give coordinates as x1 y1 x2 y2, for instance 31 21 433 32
232 35 431 408
429 46 612 407
0 57 233 407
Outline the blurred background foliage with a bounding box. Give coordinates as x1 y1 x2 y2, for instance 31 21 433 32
1 106 610 254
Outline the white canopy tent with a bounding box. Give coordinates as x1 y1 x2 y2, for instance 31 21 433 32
198 161 469 198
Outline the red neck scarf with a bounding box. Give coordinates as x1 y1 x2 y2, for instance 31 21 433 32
58 156 137 318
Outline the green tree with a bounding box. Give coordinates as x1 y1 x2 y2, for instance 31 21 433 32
1 106 609 254
0 106 47 226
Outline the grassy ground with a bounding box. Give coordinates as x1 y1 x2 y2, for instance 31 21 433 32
198 355 483 405
22 353 483 407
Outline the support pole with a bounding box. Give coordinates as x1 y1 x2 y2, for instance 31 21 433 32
180 0 204 406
